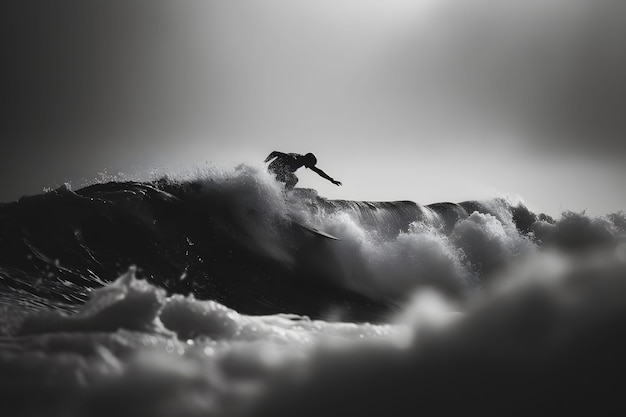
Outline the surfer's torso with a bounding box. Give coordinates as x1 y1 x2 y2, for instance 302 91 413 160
267 153 305 189
267 153 303 174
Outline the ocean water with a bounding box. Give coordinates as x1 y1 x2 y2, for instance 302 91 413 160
1 165 625 416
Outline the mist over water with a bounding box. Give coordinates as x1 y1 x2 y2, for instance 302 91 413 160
1 166 625 416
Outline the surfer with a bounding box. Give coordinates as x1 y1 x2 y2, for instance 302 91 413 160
264 151 342 190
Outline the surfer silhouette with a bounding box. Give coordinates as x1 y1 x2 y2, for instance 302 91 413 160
264 151 342 190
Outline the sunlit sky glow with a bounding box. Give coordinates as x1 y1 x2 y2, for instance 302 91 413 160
3 0 626 216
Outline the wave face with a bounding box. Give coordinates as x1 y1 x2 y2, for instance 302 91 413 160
2 165 626 416
0 165 553 321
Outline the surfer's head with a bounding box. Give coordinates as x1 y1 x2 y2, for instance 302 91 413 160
303 153 317 168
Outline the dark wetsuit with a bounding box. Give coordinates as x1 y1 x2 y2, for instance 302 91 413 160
267 153 301 189
265 151 341 190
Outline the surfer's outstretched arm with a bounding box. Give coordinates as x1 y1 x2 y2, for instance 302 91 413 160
264 151 288 163
309 166 342 186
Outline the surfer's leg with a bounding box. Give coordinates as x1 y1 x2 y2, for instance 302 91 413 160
271 167 288 187
285 173 298 190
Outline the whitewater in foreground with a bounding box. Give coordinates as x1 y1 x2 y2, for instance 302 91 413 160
1 165 625 416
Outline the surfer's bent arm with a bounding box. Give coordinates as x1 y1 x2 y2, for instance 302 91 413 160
264 151 288 163
309 166 342 186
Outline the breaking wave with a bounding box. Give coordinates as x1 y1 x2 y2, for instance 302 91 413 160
1 164 625 416
0 165 565 319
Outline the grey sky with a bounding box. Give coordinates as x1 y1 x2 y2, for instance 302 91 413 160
3 0 625 216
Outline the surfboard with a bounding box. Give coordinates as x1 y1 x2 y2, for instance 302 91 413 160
292 221 340 240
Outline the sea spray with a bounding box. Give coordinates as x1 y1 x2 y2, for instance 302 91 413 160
2 166 626 415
